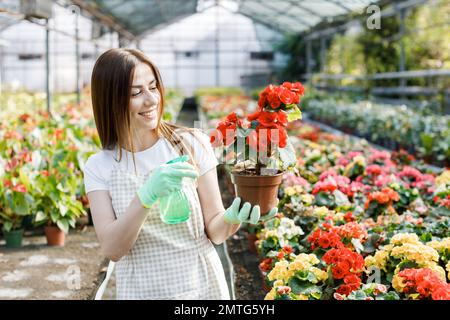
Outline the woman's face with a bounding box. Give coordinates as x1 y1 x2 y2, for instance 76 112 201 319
129 62 161 132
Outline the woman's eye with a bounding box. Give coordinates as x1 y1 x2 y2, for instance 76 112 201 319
149 86 157 91
132 91 141 96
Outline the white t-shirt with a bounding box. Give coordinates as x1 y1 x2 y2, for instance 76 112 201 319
83 131 218 193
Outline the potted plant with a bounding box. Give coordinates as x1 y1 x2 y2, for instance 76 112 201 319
210 82 304 215
0 179 34 248
32 161 86 246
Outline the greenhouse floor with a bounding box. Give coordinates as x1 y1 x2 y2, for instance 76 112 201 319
0 227 105 300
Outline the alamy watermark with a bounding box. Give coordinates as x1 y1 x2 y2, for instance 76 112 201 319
366 5 381 30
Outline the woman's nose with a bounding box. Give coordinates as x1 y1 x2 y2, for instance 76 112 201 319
144 89 159 105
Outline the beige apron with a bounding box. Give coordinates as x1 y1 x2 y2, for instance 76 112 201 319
99 157 230 299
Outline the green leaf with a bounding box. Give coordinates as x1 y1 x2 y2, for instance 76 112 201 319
286 105 302 122
314 192 335 208
333 189 350 206
19 168 32 192
288 277 321 295
59 203 68 217
35 211 47 222
378 291 400 300
56 220 69 234
351 238 364 254
50 211 59 223
3 221 13 232
279 139 297 169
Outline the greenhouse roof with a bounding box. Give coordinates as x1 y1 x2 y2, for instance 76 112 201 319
70 0 378 39
236 0 376 33
0 0 378 38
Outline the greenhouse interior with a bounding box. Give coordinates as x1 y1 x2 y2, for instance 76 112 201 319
0 0 449 303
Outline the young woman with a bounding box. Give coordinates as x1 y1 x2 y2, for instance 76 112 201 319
83 48 277 300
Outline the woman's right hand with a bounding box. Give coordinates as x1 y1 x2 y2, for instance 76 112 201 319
137 155 199 208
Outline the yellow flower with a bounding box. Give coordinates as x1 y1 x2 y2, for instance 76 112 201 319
264 230 279 239
313 206 330 218
284 187 296 197
374 250 389 271
264 288 276 300
273 280 284 287
306 254 320 265
267 260 289 282
435 170 450 186
364 256 376 268
427 238 450 253
334 212 345 221
390 243 439 267
392 273 407 293
390 233 421 245
311 267 328 282
354 155 366 166
294 294 309 300
301 194 313 205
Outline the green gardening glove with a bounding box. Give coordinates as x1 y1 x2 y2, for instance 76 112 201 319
137 155 199 208
223 197 278 225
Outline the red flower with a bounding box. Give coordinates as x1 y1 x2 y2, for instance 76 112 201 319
259 258 273 272
397 268 450 300
318 236 331 249
336 285 353 296
3 179 12 187
332 265 346 279
210 112 243 147
278 86 297 105
282 245 293 254
13 184 27 193
343 274 361 290
19 113 31 122
247 123 287 152
312 179 337 195
41 170 50 177
268 90 281 109
277 251 285 260
344 212 354 222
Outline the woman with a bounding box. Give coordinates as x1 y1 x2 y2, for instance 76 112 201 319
84 48 277 300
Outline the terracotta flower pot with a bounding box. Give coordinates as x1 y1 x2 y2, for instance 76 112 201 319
44 225 65 246
230 171 283 216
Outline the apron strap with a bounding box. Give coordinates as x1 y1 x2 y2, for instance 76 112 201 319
94 261 115 300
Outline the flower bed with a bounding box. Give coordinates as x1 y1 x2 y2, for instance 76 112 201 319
257 123 450 300
194 86 450 300
301 94 450 167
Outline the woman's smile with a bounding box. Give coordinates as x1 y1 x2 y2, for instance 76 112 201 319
138 107 158 120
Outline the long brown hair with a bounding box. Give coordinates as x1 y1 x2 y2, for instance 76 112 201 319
91 48 202 175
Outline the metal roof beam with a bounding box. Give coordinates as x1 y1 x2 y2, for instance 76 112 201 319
241 0 311 29
256 0 314 27
326 0 352 12
283 0 327 18
236 9 290 34
70 0 136 41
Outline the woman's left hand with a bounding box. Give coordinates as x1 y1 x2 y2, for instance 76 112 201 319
223 197 278 225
